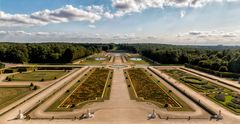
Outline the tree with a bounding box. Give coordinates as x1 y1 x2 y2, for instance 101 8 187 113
61 48 74 63
228 57 240 73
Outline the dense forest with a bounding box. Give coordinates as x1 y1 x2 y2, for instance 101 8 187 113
0 43 114 64
0 42 239 77
118 44 240 77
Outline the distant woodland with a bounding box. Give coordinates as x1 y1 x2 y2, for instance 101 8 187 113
118 44 240 77
0 43 114 64
0 43 240 77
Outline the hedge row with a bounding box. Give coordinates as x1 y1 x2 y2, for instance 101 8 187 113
227 102 240 109
185 64 240 79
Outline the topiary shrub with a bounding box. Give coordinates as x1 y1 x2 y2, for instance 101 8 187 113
164 104 168 108
70 104 75 108
8 77 12 81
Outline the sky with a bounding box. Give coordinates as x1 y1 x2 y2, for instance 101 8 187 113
0 0 240 45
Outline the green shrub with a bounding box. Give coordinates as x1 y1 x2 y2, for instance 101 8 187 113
8 77 12 81
164 104 168 108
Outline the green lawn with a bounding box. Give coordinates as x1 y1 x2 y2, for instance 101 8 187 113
7 71 68 81
0 86 35 110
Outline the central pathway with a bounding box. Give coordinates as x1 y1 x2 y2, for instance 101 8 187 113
90 54 151 122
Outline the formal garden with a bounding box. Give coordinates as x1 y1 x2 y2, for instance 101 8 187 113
47 67 113 111
125 68 192 111
161 69 240 114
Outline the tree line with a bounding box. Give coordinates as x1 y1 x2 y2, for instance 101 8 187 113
118 44 240 74
0 43 114 64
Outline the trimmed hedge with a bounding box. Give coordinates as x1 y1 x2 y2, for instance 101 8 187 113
18 68 28 72
227 102 240 109
3 69 15 73
185 64 240 79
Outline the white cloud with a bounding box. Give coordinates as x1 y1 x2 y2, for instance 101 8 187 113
0 5 102 27
180 10 186 18
175 30 240 44
111 0 239 17
0 1 238 27
0 30 240 45
88 24 96 28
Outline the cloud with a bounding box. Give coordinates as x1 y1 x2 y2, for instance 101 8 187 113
88 24 96 28
175 30 240 44
0 5 102 27
184 30 239 38
180 10 186 18
1 1 238 27
111 0 239 17
0 30 240 45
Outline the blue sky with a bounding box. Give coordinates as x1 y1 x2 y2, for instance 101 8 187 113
0 0 240 45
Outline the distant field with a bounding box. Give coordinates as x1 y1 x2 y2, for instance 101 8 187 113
47 68 113 111
161 69 240 114
6 71 68 81
125 68 192 111
0 86 35 110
